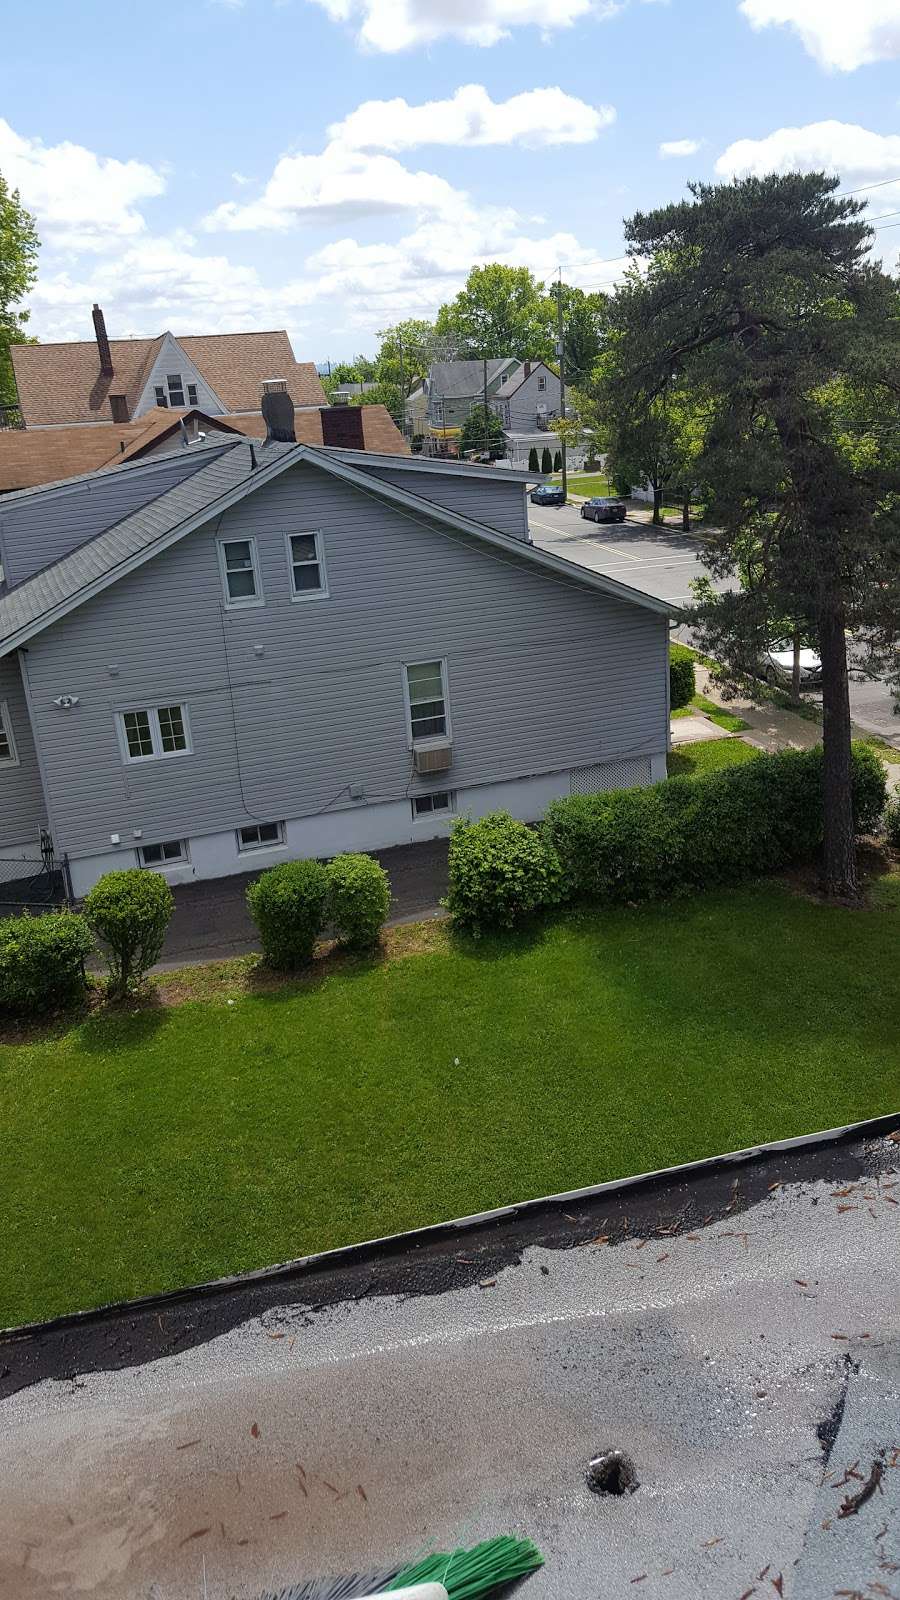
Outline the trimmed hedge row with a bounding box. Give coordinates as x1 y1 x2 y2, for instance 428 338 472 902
0 912 92 1015
669 644 696 711
247 851 391 969
446 744 887 933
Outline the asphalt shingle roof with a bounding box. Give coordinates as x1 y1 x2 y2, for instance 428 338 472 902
428 359 516 399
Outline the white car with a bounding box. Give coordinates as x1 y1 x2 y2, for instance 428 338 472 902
762 639 823 688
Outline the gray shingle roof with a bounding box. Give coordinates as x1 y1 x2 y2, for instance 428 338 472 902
428 359 516 399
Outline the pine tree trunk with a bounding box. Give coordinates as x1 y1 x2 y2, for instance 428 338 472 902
682 489 691 532
818 600 858 900
652 484 663 525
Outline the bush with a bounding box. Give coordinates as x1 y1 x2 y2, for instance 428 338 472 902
553 450 562 471
327 853 391 950
885 797 900 850
528 447 540 473
247 858 328 969
84 869 174 994
669 644 696 711
445 811 560 933
541 446 553 474
543 743 887 906
0 912 92 1014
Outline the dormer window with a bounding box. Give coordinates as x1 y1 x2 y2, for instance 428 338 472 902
500 373 508 386
167 373 185 407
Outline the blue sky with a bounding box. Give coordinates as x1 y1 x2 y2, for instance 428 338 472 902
3 0 900 361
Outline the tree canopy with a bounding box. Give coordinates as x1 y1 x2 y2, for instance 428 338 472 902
435 264 555 362
603 171 900 897
460 403 506 459
0 173 39 408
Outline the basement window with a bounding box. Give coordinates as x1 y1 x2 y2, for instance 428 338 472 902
237 821 285 852
140 839 187 868
412 791 454 820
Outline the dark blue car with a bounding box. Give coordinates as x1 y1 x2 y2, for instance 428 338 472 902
530 484 566 506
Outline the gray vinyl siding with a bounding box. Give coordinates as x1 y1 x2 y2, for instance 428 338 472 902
0 654 48 848
494 367 562 433
363 465 529 540
0 450 222 589
21 460 668 861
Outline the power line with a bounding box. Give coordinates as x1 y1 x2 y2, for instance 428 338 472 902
840 175 900 198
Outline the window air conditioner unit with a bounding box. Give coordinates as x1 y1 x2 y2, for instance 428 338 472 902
414 742 453 774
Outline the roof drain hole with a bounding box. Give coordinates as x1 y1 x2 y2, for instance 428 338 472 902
587 1449 639 1497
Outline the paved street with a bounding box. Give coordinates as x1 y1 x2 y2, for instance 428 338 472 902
529 502 900 746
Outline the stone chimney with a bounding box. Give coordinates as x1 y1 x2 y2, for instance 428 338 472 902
260 378 296 443
92 304 114 378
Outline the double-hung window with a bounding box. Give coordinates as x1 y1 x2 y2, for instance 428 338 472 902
167 373 186 407
405 660 449 744
285 531 327 599
186 383 198 407
218 537 263 607
0 701 19 766
154 385 168 408
118 704 191 763
538 375 547 392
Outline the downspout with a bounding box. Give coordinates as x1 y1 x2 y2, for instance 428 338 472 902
16 647 63 859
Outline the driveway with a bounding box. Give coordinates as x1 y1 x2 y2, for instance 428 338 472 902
157 837 449 971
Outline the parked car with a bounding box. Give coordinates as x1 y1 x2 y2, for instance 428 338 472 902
580 496 627 524
530 484 566 506
761 639 823 688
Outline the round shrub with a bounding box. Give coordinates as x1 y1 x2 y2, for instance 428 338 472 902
327 853 391 950
849 743 888 834
84 868 174 995
247 858 328 969
884 797 900 850
445 811 560 934
0 911 92 1015
669 644 696 711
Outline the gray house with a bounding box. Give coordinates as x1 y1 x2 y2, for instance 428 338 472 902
410 359 520 451
490 361 562 435
0 416 671 897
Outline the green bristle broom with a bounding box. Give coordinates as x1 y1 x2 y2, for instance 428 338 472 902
261 1533 544 1600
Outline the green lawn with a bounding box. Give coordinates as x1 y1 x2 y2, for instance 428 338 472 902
548 472 616 497
672 694 752 734
668 737 759 777
2 869 898 1327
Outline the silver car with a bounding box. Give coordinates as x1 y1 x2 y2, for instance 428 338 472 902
762 639 823 688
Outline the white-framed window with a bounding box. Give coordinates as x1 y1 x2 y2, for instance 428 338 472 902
500 373 508 386
538 375 547 392
167 373 185 407
285 531 327 600
404 659 450 745
237 821 285 852
218 536 263 607
186 383 198 407
139 839 188 868
117 703 191 764
0 701 19 767
154 385 168 408
412 791 454 820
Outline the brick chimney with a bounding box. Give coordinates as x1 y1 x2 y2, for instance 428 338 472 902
523 360 532 379
92 304 114 378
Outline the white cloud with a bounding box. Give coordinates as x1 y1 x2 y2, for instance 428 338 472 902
738 0 900 72
328 84 614 150
659 138 702 158
203 144 467 230
306 0 661 53
0 118 165 250
715 120 900 182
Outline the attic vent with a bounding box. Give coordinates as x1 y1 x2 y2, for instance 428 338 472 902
570 757 651 796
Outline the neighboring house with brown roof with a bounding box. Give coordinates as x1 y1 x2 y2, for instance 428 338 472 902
9 306 327 430
0 402 408 494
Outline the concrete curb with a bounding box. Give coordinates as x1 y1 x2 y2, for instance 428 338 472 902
4 1110 897 1342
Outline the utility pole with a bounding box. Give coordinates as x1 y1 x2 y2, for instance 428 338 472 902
555 273 568 500
482 352 489 459
398 331 405 437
